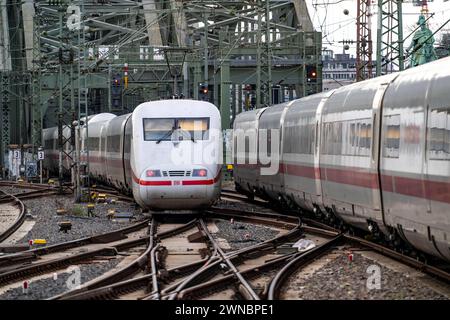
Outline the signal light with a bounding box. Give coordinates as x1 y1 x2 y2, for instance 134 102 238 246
193 169 207 177
146 170 161 177
199 85 208 95
306 65 318 82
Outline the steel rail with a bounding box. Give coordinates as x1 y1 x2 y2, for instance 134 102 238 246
343 234 450 284
229 190 450 283
52 257 211 300
0 190 27 244
198 218 260 300
0 233 151 286
267 234 344 300
178 250 301 299
52 219 200 300
0 218 151 269
49 219 156 300
164 213 304 300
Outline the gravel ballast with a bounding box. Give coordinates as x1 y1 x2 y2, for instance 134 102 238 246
283 252 449 300
17 195 144 246
0 259 122 300
212 219 279 250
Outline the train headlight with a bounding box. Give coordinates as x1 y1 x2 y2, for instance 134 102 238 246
146 170 161 177
193 169 208 177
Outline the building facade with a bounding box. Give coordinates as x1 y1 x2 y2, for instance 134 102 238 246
322 49 376 91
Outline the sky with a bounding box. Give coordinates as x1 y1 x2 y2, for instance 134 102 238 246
305 0 450 57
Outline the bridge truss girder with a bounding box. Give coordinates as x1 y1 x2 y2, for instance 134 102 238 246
6 0 321 156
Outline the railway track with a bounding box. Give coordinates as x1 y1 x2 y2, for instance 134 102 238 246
0 221 152 288
50 208 344 300
0 218 151 270
169 211 338 300
0 181 447 300
44 210 313 300
51 218 206 300
0 182 61 245
219 191 450 286
0 190 26 244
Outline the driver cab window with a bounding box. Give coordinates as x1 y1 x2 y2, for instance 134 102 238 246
143 118 210 141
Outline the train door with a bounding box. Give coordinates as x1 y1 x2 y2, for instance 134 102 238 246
100 124 108 181
314 93 333 211
423 78 450 260
122 115 133 191
371 82 391 227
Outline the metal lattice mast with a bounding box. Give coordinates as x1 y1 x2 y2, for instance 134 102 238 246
31 10 42 149
77 0 90 202
356 0 374 81
256 0 273 108
376 0 404 76
0 72 9 170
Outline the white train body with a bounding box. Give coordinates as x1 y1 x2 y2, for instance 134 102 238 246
43 100 222 210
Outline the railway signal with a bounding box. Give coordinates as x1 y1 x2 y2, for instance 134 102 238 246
306 65 318 82
199 84 209 101
111 74 123 110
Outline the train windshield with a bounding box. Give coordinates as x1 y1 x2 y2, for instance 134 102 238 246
143 118 210 141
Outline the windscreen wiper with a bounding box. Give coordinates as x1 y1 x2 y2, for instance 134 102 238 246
156 127 176 144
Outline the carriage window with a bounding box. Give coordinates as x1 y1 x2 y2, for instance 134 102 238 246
383 115 400 158
428 109 450 160
107 135 121 153
143 118 210 141
322 118 371 157
88 137 100 151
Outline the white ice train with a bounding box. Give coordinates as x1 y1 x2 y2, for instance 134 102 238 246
234 57 450 261
43 100 222 210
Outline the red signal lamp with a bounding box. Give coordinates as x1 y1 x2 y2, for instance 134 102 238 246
146 170 161 177
193 169 207 177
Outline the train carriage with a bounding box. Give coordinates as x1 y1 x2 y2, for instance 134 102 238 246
282 92 333 212
80 113 115 180
380 61 450 261
233 57 450 262
43 100 222 211
256 103 290 202
233 108 267 197
319 74 398 231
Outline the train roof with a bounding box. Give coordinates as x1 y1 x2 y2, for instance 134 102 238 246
132 99 220 118
86 113 116 123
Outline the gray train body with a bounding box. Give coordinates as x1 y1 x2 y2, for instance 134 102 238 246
233 57 450 261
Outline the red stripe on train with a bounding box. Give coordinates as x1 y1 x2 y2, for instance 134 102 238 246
132 170 221 187
281 163 450 205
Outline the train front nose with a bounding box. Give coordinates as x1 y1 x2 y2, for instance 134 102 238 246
137 168 216 210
